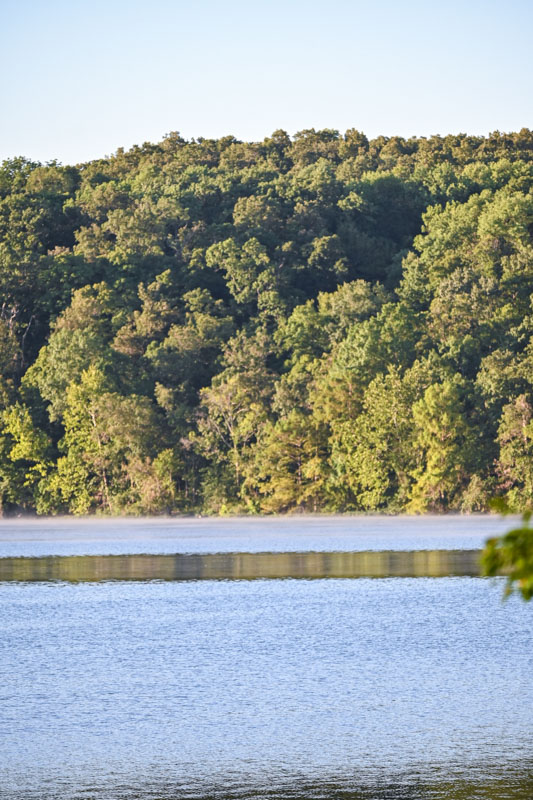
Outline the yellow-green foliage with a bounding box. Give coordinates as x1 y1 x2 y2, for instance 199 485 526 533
0 130 532 514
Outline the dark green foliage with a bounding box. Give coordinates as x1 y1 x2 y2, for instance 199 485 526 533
0 129 532 515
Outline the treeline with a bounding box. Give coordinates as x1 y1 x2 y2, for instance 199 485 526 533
0 128 532 515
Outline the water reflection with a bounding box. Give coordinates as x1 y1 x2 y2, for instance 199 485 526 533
207 773 533 800
9 770 533 800
0 549 484 582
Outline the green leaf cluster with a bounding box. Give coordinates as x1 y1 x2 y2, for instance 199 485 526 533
482 505 533 600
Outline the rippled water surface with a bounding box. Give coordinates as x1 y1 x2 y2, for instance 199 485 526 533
0 517 531 800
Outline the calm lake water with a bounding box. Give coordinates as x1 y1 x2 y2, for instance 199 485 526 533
0 516 531 800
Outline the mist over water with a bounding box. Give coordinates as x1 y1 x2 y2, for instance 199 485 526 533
0 514 514 557
0 518 531 800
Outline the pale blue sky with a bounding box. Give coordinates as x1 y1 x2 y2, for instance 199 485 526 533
2 0 532 165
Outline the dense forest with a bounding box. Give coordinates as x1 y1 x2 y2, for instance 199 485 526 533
1 128 532 515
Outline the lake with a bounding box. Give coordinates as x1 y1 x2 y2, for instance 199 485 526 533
0 516 531 800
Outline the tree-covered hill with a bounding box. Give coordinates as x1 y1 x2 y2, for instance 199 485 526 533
1 128 532 515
